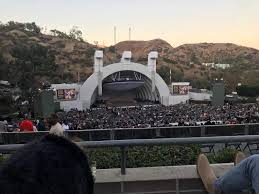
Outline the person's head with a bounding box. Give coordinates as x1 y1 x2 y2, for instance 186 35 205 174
0 134 94 194
48 113 59 126
24 114 29 120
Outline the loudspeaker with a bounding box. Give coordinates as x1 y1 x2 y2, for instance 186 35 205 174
212 82 225 106
33 90 55 118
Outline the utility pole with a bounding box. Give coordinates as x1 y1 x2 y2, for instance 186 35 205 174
77 71 80 83
114 26 117 45
129 27 131 40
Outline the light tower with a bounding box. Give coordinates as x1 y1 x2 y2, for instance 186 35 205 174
114 26 117 45
148 51 158 93
94 50 104 96
129 27 131 40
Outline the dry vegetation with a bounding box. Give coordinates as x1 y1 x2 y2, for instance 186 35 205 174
0 22 259 93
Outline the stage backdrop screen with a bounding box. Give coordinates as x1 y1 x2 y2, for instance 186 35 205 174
173 85 188 95
57 89 76 100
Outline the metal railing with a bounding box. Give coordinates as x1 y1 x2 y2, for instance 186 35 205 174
0 123 259 144
2 135 259 175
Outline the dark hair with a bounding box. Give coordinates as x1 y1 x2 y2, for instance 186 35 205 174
48 113 59 126
0 134 94 194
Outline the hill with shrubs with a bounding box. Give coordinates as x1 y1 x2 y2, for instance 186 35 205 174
0 21 259 94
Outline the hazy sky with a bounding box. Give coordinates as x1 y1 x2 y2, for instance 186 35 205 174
1 0 259 49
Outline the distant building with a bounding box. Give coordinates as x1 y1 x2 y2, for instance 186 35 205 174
214 63 230 69
202 63 215 67
202 63 230 69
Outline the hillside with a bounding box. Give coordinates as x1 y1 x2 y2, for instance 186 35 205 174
113 39 173 58
0 21 259 93
106 41 259 91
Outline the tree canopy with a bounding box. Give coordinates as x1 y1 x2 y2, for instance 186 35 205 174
236 85 259 97
7 43 57 91
50 26 84 41
0 21 41 34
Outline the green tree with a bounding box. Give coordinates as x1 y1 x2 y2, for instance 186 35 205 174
157 66 184 84
171 68 184 82
9 43 57 91
69 26 83 41
108 46 116 53
236 85 259 97
0 53 6 79
157 66 171 84
3 21 41 34
192 78 211 89
50 29 70 39
24 22 41 34
190 52 199 64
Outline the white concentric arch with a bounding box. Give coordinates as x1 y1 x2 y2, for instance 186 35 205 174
80 62 170 109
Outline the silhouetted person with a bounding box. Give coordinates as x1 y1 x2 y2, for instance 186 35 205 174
0 134 94 194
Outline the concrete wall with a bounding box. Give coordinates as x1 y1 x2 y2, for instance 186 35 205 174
189 92 212 101
94 163 234 194
169 95 189 105
59 100 82 111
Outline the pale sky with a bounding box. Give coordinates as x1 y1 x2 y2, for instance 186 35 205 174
1 0 259 49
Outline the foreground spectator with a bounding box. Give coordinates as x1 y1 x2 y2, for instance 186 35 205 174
48 113 64 136
37 118 46 131
19 116 33 132
0 120 8 132
62 121 70 130
0 134 94 194
197 152 259 194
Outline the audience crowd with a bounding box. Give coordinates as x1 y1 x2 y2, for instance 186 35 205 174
0 103 259 132
58 103 259 130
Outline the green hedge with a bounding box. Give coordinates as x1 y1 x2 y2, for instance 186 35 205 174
0 146 240 169
0 154 7 165
0 154 3 163
86 145 201 169
208 148 237 163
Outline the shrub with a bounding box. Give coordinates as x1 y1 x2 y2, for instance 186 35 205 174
208 148 237 163
108 46 116 53
0 154 4 164
0 154 10 165
163 58 177 64
0 145 202 169
86 145 201 169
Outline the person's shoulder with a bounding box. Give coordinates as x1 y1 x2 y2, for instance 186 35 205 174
50 122 64 136
56 122 63 128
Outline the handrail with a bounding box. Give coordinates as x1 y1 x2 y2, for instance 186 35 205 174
1 122 259 134
1 135 259 175
77 135 259 147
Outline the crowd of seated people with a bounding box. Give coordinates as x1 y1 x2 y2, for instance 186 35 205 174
0 103 258 132
58 103 259 130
